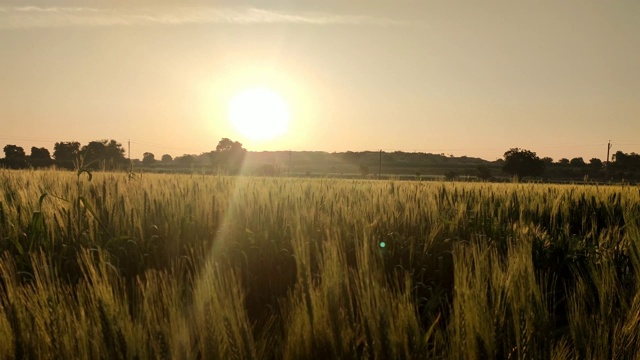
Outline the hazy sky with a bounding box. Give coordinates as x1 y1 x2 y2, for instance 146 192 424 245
1 0 638 161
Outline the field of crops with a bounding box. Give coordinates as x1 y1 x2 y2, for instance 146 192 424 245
1 169 640 358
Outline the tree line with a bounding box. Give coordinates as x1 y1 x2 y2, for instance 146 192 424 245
500 148 640 182
1 140 128 170
2 140 640 181
0 138 247 174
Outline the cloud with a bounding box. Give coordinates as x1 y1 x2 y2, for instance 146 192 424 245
0 5 406 29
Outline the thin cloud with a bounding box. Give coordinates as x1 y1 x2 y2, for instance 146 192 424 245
0 5 407 29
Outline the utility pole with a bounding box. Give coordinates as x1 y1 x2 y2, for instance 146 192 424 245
378 150 382 179
128 139 132 173
605 140 612 181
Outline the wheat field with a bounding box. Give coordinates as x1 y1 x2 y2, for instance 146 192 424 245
0 169 639 359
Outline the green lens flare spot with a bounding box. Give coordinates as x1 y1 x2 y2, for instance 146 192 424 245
379 242 386 248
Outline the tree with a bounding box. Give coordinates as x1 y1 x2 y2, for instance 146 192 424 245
610 151 640 180
215 138 246 174
216 138 245 153
541 157 554 164
587 158 604 179
3 144 26 159
105 140 128 167
161 154 173 163
502 148 545 179
557 158 570 165
569 157 586 167
142 152 156 167
612 151 640 169
29 147 53 168
53 141 81 169
80 140 128 170
444 170 458 180
174 154 196 167
81 141 108 169
2 145 27 169
588 158 603 169
476 165 493 181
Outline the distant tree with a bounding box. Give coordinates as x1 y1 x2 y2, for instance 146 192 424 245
502 148 545 179
195 152 214 168
2 145 27 169
142 152 156 167
3 144 26 159
587 158 604 179
476 165 493 181
541 157 554 164
80 140 128 170
161 154 173 163
557 158 570 165
215 138 246 174
569 157 586 167
29 147 53 168
53 141 81 169
216 138 244 153
174 154 196 167
588 158 603 169
610 151 640 180
81 141 107 169
104 140 129 168
343 151 362 162
444 170 457 181
612 151 640 169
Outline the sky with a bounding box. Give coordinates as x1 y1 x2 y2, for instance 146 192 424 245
1 0 639 161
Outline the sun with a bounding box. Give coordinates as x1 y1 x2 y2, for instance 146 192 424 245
227 87 290 141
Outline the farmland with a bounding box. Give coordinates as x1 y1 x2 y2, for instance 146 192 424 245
1 169 640 358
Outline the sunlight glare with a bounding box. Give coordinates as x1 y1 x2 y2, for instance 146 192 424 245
227 87 290 141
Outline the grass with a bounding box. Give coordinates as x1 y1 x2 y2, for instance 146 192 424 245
0 168 639 358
